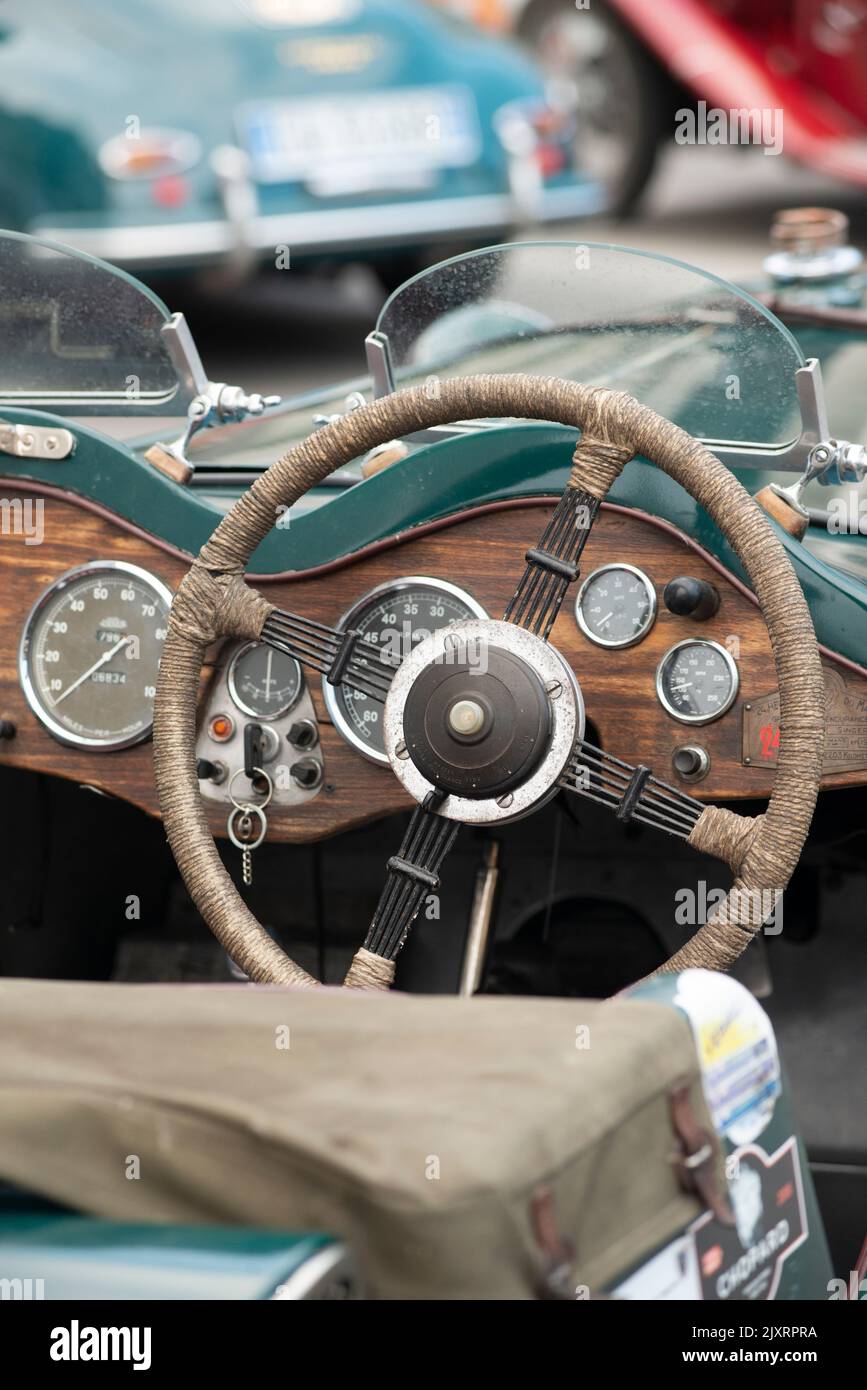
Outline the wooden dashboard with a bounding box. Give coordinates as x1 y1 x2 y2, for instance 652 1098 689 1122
2 483 866 843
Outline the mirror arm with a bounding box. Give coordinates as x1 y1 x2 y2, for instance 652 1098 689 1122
151 314 282 475
748 358 867 537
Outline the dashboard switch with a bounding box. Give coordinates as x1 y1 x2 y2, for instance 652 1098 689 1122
287 718 318 750
244 722 265 780
196 758 226 784
290 757 323 790
663 576 720 620
0 719 15 740
672 745 710 782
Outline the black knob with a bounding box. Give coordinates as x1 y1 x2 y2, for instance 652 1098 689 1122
672 745 709 781
663 576 720 620
290 757 322 790
287 719 318 750
0 719 15 740
196 758 224 783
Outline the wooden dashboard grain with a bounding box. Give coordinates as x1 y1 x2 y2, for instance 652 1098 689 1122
0 486 864 842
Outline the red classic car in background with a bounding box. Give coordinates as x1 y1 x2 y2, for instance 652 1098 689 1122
440 0 867 211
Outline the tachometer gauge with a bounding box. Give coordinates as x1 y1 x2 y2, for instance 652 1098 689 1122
324 577 487 763
575 563 657 648
19 561 172 750
228 641 302 719
656 639 739 725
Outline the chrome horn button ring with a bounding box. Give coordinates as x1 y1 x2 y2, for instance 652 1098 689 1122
384 619 584 824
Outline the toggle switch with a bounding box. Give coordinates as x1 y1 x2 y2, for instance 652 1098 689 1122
287 718 318 751
290 757 322 790
196 758 226 784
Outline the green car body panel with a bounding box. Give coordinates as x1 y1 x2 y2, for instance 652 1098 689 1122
0 1199 343 1300
2 402 867 667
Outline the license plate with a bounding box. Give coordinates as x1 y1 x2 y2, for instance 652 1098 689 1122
238 86 480 186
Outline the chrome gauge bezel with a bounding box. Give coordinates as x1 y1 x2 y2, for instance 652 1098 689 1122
574 563 657 649
655 638 740 726
323 576 488 764
227 639 303 721
18 559 174 751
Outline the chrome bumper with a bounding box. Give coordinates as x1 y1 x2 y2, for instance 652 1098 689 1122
32 183 605 271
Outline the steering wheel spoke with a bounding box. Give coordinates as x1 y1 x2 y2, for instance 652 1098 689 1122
503 485 601 640
344 792 460 989
261 605 398 704
559 738 705 840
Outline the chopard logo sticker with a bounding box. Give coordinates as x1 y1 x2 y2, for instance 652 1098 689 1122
691 1137 807 1300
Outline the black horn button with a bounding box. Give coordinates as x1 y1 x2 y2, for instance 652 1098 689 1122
401 647 553 798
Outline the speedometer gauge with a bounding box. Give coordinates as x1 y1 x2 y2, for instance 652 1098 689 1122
324 577 487 763
656 639 739 725
19 561 172 750
575 564 657 648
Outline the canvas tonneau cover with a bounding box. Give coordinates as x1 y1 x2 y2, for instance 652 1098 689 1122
0 979 721 1298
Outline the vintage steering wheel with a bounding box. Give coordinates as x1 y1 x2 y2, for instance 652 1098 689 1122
154 376 825 989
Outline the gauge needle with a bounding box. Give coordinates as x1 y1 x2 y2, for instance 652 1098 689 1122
264 648 274 700
598 612 613 627
670 682 693 691
52 636 132 707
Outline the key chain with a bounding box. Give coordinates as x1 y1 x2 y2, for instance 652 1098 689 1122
227 767 273 887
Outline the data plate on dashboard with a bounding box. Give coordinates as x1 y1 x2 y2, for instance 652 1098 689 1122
743 667 867 773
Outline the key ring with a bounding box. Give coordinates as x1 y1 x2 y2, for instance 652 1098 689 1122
227 803 267 852
228 766 273 812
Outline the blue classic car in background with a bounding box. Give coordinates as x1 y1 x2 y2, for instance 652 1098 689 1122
0 0 602 280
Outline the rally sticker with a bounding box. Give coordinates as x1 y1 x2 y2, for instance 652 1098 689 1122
674 969 780 1144
691 1137 808 1301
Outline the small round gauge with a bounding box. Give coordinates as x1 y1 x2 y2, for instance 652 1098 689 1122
656 639 739 725
575 563 657 648
227 641 302 719
19 561 172 750
324 577 487 764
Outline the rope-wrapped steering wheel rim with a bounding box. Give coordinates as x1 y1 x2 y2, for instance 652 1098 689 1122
153 375 825 987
